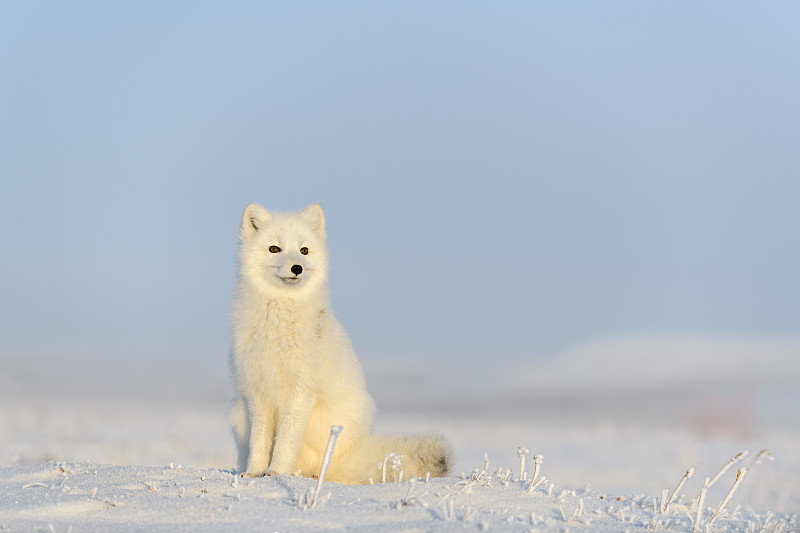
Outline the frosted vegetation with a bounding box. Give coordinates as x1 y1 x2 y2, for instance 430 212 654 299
2 337 799 531
1 446 795 532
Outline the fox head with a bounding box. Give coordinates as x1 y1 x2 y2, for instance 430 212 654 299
238 203 329 297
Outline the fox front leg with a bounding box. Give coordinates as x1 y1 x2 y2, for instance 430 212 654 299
244 399 275 477
231 397 253 473
267 395 315 476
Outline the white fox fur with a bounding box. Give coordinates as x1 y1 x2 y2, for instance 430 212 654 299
229 203 451 484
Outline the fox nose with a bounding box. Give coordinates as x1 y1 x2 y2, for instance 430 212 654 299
291 264 303 276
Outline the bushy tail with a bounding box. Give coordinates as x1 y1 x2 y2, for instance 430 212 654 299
327 432 452 485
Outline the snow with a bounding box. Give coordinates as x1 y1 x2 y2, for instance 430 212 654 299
2 459 797 532
2 336 799 531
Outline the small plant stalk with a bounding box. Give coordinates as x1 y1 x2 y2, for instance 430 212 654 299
380 455 388 483
528 475 547 493
390 453 402 482
517 446 530 481
664 468 694 514
708 468 747 527
708 451 748 489
526 455 544 493
691 450 748 511
748 449 774 469
310 425 343 508
693 477 710 533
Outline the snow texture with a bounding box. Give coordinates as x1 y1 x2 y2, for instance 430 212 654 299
1 457 797 532
2 337 799 531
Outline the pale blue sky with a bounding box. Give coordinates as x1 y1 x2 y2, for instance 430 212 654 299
1 2 798 364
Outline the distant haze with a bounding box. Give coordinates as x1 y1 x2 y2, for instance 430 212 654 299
1 2 798 368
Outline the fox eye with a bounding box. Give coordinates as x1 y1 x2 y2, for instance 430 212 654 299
300 247 309 255
269 246 281 253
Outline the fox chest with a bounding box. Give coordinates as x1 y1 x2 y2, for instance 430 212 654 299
233 299 331 393
237 327 325 394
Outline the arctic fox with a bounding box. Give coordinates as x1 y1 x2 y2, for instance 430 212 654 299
229 203 451 484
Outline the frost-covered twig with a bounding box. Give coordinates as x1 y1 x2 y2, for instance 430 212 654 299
649 517 674 531
440 499 455 520
663 468 694 514
528 475 548 494
748 449 774 470
525 454 543 492
455 480 477 494
310 425 343 508
391 454 402 482
378 452 402 483
693 477 710 533
708 451 748 490
574 499 584 521
436 490 452 507
379 454 390 483
469 454 493 485
708 468 747 527
397 478 428 508
462 506 475 522
689 451 748 513
559 499 584 522
517 446 530 481
558 504 568 521
400 479 416 507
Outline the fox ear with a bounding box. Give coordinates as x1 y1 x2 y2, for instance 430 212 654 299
301 204 325 235
241 203 270 240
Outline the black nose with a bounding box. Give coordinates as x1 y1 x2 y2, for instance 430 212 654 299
291 264 303 276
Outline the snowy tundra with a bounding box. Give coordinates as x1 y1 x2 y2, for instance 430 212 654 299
229 203 451 483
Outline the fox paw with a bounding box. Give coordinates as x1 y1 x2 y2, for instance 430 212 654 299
241 470 273 478
241 468 286 478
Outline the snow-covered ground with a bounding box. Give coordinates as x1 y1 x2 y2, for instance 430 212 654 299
1 337 799 531
3 459 797 533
